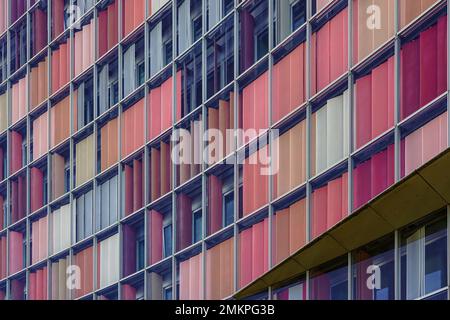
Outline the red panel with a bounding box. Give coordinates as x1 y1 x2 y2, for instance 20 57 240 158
401 39 420 119
239 228 253 288
177 194 192 250
52 0 64 38
329 9 347 81
30 167 44 213
316 23 330 93
133 159 143 211
371 148 393 197
372 59 390 138
134 0 146 28
242 161 254 216
122 284 137 300
251 221 265 280
312 185 328 238
208 175 223 235
9 231 23 274
123 0 135 37
52 49 60 92
149 86 162 140
124 164 133 216
354 159 372 209
161 77 173 134
327 177 343 230
108 1 118 50
150 210 163 265
437 16 448 95
98 9 108 57
60 43 69 87
29 272 36 300
10 131 22 174
420 23 438 107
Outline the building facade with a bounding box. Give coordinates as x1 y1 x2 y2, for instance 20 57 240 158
0 0 449 300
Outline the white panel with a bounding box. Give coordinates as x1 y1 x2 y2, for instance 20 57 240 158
178 0 192 54
53 208 61 253
152 0 170 15
315 106 327 174
326 94 344 167
98 64 109 114
342 89 350 158
61 204 71 250
406 230 422 300
208 0 222 30
123 44 136 96
100 233 120 288
288 283 304 300
150 22 163 77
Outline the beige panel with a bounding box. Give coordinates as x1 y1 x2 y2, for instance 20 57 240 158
0 93 7 132
149 272 163 300
76 134 95 186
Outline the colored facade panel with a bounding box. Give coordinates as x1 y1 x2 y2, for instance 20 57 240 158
0 0 447 301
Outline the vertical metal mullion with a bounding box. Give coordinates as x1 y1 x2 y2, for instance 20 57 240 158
4 0 10 298
347 0 354 217
45 0 52 301
394 229 400 300
267 0 274 273
394 0 401 183
232 0 239 295
201 0 208 301
92 3 100 299
116 0 124 301
143 0 150 301
447 0 450 147
171 0 178 300
25 0 32 299
447 205 450 300
305 0 312 247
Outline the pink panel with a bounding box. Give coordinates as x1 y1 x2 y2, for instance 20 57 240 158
122 284 137 300
161 77 173 133
316 23 330 93
405 128 423 175
149 86 162 140
251 221 265 280
422 113 447 164
179 259 190 300
312 186 328 238
329 9 347 81
371 59 391 137
239 228 253 288
327 177 343 230
9 231 23 274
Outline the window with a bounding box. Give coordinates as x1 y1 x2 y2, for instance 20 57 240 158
164 39 173 66
96 175 118 231
64 158 70 193
192 15 202 42
75 190 93 242
401 217 448 300
193 209 202 243
163 286 172 300
136 225 145 271
163 224 173 258
291 1 306 31
43 170 48 205
353 235 395 300
223 191 234 227
136 61 145 87
255 27 268 61
21 138 27 167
